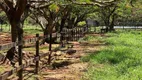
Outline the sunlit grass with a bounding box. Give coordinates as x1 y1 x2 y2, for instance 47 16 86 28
23 25 43 35
82 30 142 80
0 24 42 35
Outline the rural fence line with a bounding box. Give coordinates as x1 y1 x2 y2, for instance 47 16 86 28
0 51 56 80
0 34 61 80
0 38 37 51
0 27 87 51
0 26 87 80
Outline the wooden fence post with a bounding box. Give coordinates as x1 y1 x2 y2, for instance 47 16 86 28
77 28 79 40
0 22 2 32
65 29 67 41
82 27 84 37
67 29 68 42
71 29 73 41
60 31 63 47
74 29 75 41
74 29 76 41
35 34 39 74
80 28 82 38
79 28 81 38
75 28 76 40
66 29 68 43
73 29 75 41
18 32 23 80
87 25 89 33
78 28 80 40
72 29 74 41
80 28 81 37
48 33 52 65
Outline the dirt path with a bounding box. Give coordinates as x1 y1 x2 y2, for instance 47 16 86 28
0 32 35 44
2 41 90 80
38 42 88 80
38 38 105 80
0 33 104 80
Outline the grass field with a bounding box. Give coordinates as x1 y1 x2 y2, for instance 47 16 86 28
0 24 42 35
81 30 142 80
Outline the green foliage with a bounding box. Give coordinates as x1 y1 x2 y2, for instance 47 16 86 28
82 30 142 80
49 3 59 12
87 0 142 26
0 11 8 23
78 0 91 3
77 21 86 26
0 11 6 17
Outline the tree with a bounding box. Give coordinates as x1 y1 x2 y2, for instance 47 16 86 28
30 1 60 45
65 5 93 28
0 0 50 66
90 0 137 32
0 0 116 65
0 0 50 42
0 0 27 42
68 0 117 32
0 0 29 67
113 0 142 26
99 5 117 32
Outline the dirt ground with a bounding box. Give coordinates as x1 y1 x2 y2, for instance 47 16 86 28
0 32 35 44
0 32 11 44
37 35 105 80
39 42 88 80
0 33 104 80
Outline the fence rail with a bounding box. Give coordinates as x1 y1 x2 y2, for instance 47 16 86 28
0 26 87 80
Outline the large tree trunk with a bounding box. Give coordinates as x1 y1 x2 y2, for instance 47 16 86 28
10 20 24 44
44 29 49 36
60 17 67 44
41 23 57 44
104 19 109 33
109 24 115 32
60 18 66 32
1 0 27 68
109 14 115 32
67 18 75 29
41 29 49 44
4 21 24 66
11 21 18 42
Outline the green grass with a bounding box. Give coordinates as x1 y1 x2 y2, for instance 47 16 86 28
0 24 42 35
79 34 104 43
23 25 42 35
79 35 98 42
82 30 142 80
0 24 11 32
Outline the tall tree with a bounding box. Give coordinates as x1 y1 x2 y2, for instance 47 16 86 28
0 0 27 42
0 0 29 66
0 0 49 65
99 5 117 32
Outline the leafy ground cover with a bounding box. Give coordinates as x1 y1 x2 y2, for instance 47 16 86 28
82 30 142 80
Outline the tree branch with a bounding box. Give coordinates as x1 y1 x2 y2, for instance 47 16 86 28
4 0 14 9
30 1 53 9
70 0 116 7
0 0 9 13
15 0 27 19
